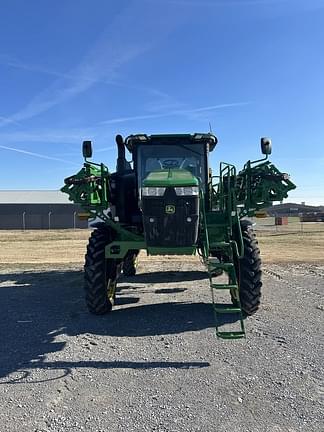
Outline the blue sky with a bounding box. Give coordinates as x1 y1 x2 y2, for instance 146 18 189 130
0 0 323 204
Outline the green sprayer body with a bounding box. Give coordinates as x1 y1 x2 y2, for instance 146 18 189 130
62 133 295 339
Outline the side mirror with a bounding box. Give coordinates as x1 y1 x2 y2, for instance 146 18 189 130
82 140 92 159
261 137 272 155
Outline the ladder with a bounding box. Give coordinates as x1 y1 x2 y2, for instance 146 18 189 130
202 163 246 339
207 248 245 340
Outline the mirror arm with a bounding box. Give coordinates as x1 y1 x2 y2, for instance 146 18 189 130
250 153 269 166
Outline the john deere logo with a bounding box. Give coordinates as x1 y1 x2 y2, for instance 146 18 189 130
165 205 175 214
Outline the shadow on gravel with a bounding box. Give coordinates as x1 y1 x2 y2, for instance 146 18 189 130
155 288 187 294
0 269 240 381
123 270 208 284
114 296 140 305
0 359 210 385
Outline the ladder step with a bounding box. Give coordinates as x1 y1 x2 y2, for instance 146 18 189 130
209 242 231 249
217 331 245 340
208 263 234 273
209 269 224 278
208 260 234 269
211 284 238 290
217 262 234 270
207 257 220 264
206 248 245 339
213 306 242 314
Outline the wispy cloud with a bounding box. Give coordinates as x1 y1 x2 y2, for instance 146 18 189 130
0 57 167 94
101 101 251 124
96 146 116 153
162 0 291 6
142 90 186 115
0 130 85 144
0 115 20 126
0 144 79 165
0 55 184 106
0 44 147 128
160 0 324 16
0 2 187 128
0 52 149 128
0 56 76 81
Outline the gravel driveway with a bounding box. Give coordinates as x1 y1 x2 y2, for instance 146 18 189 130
0 258 323 432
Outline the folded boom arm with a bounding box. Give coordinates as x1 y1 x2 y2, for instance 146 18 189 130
235 160 296 217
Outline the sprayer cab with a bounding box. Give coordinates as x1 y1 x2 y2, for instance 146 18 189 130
125 133 217 193
121 133 217 250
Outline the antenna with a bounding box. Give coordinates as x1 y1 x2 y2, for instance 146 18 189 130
208 121 213 134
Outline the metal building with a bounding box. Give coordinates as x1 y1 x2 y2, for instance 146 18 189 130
0 190 88 229
266 202 324 217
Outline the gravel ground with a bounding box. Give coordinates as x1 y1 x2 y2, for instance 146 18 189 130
0 258 323 432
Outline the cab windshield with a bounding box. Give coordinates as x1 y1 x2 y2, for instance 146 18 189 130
136 143 206 187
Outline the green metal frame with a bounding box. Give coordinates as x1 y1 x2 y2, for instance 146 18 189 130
61 139 296 340
106 241 146 259
61 161 110 211
147 246 196 256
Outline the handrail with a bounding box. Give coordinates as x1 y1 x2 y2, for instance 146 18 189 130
199 186 210 260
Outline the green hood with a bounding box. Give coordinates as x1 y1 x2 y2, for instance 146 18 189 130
143 169 199 187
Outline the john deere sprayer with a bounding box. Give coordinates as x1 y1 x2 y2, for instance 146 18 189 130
62 133 295 339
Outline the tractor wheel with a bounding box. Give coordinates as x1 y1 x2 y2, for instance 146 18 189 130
234 222 262 315
84 228 120 315
123 251 138 277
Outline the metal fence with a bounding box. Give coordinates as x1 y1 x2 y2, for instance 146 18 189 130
20 211 81 230
0 204 88 230
251 217 324 235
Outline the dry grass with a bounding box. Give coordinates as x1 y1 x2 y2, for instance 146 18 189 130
0 224 323 265
258 232 324 263
0 230 90 264
254 217 324 263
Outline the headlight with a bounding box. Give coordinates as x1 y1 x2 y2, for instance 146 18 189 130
142 187 166 196
174 186 199 196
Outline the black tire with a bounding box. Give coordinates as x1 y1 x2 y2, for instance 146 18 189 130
84 228 119 315
234 222 262 315
122 251 138 277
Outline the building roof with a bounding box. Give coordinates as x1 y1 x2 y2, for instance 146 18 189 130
0 190 71 204
269 203 324 212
